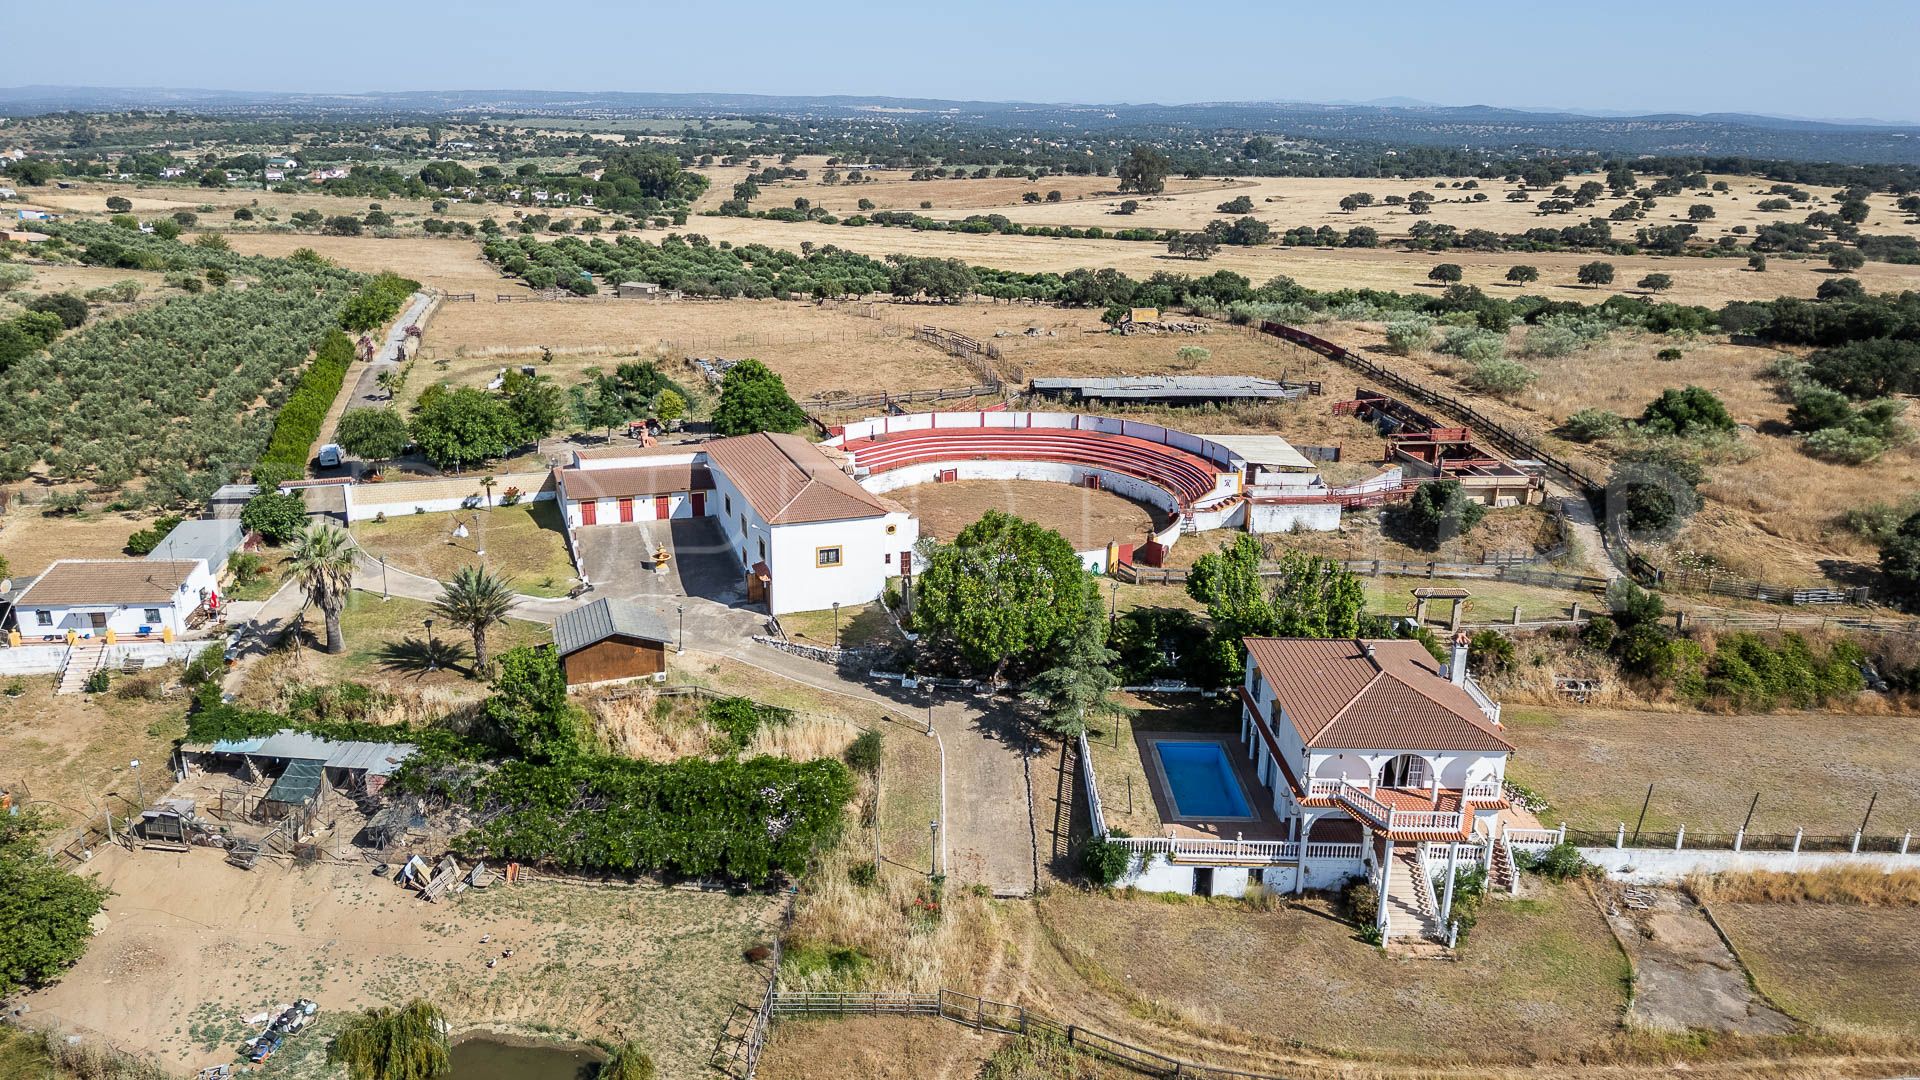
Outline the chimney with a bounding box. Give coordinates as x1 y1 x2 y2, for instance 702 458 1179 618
1449 631 1470 687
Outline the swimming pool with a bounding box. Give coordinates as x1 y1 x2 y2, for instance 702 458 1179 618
1152 740 1254 820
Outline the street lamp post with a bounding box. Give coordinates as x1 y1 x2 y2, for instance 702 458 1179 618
929 819 940 878
129 760 143 809
676 604 685 655
380 555 389 601
832 602 841 649
424 617 438 671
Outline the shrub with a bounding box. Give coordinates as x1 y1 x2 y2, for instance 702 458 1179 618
1390 478 1487 549
1467 629 1515 675
1464 358 1537 397
227 551 266 587
1437 325 1505 363
846 860 877 888
1343 879 1379 927
843 729 882 774
1384 314 1434 354
1561 408 1623 443
1515 841 1598 881
1638 386 1735 438
124 513 184 555
84 668 111 694
1080 831 1133 886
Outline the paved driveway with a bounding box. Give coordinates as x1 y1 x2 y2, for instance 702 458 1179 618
577 518 747 605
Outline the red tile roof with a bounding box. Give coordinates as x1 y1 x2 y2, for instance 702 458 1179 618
1245 637 1511 753
702 432 893 525
556 464 712 501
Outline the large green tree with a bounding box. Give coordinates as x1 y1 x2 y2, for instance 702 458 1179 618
1880 509 1920 602
1184 539 1366 683
0 810 110 995
328 999 450 1080
410 386 517 468
240 491 309 545
499 370 564 447
1639 386 1736 438
1021 593 1120 737
1392 478 1487 549
336 407 411 466
709 358 808 436
1116 145 1171 195
914 510 1096 678
483 645 582 760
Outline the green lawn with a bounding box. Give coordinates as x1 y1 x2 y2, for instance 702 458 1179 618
296 592 550 688
1504 705 1920 838
780 602 906 651
352 501 576 597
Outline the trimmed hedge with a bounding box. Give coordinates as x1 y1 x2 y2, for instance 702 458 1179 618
255 327 354 481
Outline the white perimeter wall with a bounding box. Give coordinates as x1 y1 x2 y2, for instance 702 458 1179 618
1581 846 1920 884
1248 502 1341 533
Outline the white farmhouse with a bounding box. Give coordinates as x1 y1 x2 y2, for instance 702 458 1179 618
12 558 217 639
555 433 918 616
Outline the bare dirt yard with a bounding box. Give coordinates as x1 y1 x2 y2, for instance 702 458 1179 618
21 846 784 1078
894 480 1163 550
0 505 172 577
0 677 185 833
1503 705 1920 839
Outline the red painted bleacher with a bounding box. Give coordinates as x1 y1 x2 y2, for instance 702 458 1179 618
841 427 1224 507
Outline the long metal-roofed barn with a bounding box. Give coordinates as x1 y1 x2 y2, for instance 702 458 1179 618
1029 375 1316 406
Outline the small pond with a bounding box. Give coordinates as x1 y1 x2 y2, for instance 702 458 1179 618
449 1036 606 1080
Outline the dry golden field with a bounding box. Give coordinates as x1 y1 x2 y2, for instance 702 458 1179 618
1305 320 1920 581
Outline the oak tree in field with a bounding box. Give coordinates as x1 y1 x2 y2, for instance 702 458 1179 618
1637 273 1673 293
1428 263 1464 284
1577 261 1616 287
1829 248 1866 273
1505 264 1539 284
1116 145 1171 195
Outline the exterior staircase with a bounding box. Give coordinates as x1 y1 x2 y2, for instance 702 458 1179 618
55 639 109 695
1489 835 1519 895
1383 851 1443 943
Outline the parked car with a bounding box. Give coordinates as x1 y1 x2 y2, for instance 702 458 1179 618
316 443 343 468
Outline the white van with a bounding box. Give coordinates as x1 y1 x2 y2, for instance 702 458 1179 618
316 444 343 468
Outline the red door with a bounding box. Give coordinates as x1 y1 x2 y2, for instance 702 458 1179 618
618 497 634 523
580 500 597 526
691 491 706 517
900 550 914 575
654 495 672 519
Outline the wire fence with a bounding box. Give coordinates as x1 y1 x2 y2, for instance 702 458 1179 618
769 989 1298 1080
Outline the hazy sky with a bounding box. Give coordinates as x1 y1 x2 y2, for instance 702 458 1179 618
17 1 1920 122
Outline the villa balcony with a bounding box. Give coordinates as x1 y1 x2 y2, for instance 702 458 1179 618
1308 777 1505 839
1109 835 1366 866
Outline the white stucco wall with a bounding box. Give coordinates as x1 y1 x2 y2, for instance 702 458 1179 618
858 458 1180 520
19 561 215 637
765 512 918 616
561 488 708 530
1581 846 1920 884
1247 501 1342 533
571 450 700 472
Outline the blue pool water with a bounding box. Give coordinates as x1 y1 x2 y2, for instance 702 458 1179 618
1153 741 1253 819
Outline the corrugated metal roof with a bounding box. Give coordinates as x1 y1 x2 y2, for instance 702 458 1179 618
1030 376 1310 401
1244 637 1511 753
197 729 416 776
554 597 672 655
1201 435 1317 472
146 519 246 569
703 432 891 525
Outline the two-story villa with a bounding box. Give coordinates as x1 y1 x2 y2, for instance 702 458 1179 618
1098 634 1515 941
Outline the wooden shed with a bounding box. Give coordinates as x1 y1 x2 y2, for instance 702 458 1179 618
554 597 672 688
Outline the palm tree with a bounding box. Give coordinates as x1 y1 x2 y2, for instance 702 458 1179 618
432 564 516 676
291 523 356 655
329 998 449 1080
